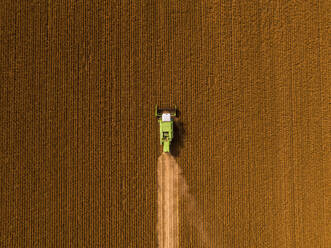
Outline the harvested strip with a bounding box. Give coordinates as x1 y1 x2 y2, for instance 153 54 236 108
157 153 181 248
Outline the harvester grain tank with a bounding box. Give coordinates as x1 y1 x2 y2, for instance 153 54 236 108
155 105 177 153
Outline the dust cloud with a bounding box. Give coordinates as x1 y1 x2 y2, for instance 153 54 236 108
157 152 219 248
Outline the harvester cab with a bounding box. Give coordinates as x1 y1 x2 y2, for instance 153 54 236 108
155 105 177 153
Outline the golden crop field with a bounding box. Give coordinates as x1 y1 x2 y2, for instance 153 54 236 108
0 1 329 247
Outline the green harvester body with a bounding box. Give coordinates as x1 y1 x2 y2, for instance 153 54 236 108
155 105 177 153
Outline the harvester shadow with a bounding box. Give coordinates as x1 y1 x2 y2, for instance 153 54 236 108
171 109 185 157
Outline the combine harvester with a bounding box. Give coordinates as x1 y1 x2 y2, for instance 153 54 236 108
155 105 177 153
